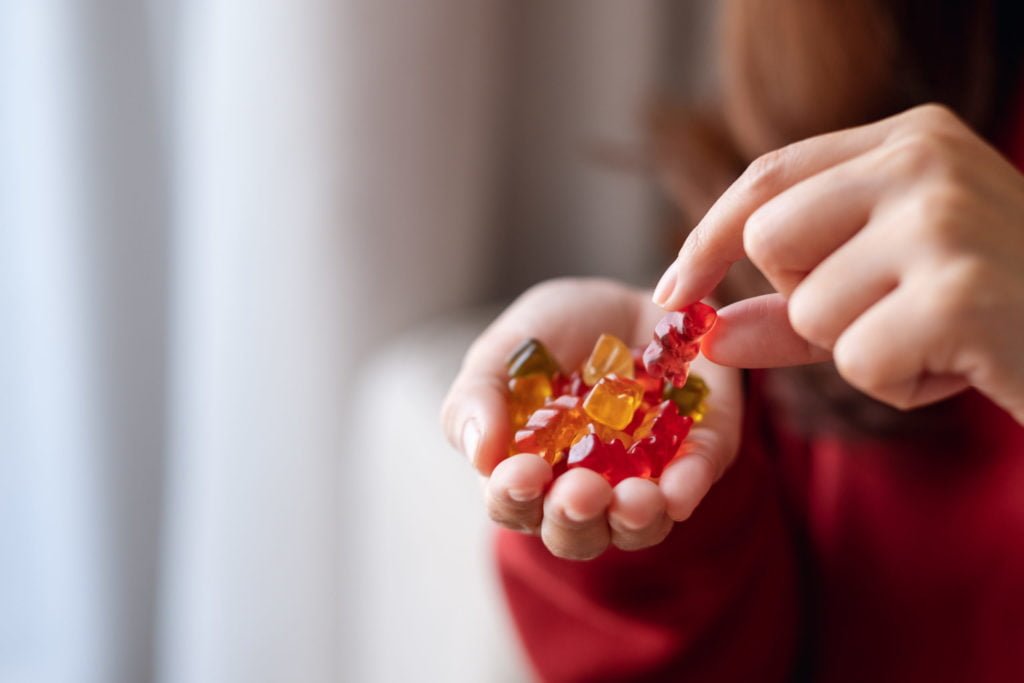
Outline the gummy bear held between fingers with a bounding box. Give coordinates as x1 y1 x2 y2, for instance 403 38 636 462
643 302 718 388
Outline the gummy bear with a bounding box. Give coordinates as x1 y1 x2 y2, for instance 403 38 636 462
623 400 653 435
631 348 664 403
567 433 648 485
508 373 553 429
502 331 710 485
551 370 589 398
663 372 710 422
643 303 718 388
628 400 694 477
507 338 561 379
681 301 717 337
573 421 633 450
582 374 644 430
514 395 588 465
582 333 635 386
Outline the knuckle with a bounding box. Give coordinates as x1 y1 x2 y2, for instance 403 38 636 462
888 110 968 178
946 254 990 293
886 131 943 176
487 499 536 531
543 534 605 561
681 219 718 265
678 430 720 473
787 289 833 348
911 103 961 132
742 209 777 269
742 146 792 195
487 507 517 528
691 448 725 484
613 520 671 552
928 257 988 322
541 504 610 560
908 183 973 250
833 338 889 397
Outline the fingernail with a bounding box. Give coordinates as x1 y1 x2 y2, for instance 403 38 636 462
508 488 539 503
611 512 646 532
652 264 678 306
563 505 594 523
462 420 481 465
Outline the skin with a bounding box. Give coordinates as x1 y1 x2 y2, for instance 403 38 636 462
654 104 1024 424
440 279 741 560
442 103 1024 559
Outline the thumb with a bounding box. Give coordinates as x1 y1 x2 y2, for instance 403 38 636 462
702 294 832 368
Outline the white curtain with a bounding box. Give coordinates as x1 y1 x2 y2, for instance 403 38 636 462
1 2 707 681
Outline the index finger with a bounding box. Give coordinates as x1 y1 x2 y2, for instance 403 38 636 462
652 111 910 311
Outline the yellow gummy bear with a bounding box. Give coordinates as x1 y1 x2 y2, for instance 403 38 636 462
582 333 635 386
583 374 644 430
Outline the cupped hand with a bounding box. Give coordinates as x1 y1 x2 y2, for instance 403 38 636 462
440 278 742 560
654 103 1024 423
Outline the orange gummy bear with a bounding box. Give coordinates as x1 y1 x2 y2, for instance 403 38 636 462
508 374 553 429
514 396 588 465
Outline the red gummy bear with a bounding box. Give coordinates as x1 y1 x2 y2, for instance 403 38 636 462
631 347 664 403
567 433 650 486
643 303 717 388
681 301 717 337
551 370 589 398
628 400 694 477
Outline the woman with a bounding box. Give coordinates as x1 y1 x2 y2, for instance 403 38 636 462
442 1 1024 680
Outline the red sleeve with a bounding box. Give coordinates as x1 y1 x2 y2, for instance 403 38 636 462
495 376 802 682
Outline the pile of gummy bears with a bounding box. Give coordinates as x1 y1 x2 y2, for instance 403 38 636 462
506 303 717 485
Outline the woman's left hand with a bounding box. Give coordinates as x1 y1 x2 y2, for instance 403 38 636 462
653 103 1024 424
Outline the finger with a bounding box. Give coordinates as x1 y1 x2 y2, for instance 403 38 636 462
440 371 511 475
660 355 742 521
703 294 832 368
743 146 888 296
541 468 613 561
659 450 717 522
654 111 912 310
832 281 969 410
485 454 553 533
903 373 973 407
608 478 673 551
785 218 901 350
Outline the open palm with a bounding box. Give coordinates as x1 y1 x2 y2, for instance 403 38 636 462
441 278 742 559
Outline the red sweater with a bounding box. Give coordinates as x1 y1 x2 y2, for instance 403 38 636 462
496 108 1024 682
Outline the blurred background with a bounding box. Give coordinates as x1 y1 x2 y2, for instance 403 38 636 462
1 2 715 681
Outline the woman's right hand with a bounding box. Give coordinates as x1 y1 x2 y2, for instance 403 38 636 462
440 278 743 560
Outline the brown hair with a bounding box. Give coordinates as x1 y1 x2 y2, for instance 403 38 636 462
659 0 1024 437
720 0 1023 154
